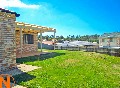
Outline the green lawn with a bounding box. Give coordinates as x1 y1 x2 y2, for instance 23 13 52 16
16 50 120 88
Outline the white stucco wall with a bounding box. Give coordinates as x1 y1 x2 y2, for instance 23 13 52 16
99 37 120 47
109 38 117 47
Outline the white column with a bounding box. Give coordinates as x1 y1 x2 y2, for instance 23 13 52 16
40 32 42 52
54 30 56 50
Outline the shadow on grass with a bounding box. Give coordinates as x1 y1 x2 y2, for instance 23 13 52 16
16 52 65 64
11 73 36 85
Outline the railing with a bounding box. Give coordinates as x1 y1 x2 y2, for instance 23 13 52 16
55 46 120 56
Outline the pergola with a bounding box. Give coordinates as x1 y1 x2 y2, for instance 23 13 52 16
15 22 56 57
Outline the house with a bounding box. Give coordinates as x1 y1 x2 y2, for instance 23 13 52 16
0 8 56 72
99 32 120 48
15 22 56 58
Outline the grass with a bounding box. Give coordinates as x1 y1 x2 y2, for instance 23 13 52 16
15 50 120 88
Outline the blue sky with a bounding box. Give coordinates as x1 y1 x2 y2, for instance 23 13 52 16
0 0 120 37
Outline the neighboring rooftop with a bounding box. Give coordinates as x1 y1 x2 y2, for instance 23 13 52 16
100 32 120 38
56 41 98 47
0 8 20 17
42 41 54 45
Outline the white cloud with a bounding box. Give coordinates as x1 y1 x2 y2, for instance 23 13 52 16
0 0 40 9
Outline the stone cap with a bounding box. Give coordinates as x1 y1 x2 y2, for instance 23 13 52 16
0 8 20 17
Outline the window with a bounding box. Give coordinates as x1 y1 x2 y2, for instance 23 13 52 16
102 39 105 42
110 38 113 42
23 34 34 44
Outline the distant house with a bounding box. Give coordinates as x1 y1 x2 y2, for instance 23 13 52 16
55 40 98 49
99 32 120 48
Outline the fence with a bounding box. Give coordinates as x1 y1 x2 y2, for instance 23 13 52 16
55 46 120 56
38 43 54 50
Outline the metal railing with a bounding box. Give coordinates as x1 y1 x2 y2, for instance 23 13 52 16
55 46 120 56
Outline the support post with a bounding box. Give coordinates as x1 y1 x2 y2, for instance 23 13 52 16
20 28 23 58
54 30 56 50
40 32 42 52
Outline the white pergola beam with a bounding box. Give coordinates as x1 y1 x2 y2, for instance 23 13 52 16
16 22 56 33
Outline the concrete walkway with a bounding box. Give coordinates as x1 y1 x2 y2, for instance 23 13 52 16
2 83 27 88
12 85 27 88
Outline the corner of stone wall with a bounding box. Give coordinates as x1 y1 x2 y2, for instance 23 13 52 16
0 12 17 72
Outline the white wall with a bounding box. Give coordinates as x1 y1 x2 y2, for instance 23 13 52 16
99 37 119 47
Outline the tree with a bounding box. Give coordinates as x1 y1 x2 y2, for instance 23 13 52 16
60 35 64 39
38 34 100 43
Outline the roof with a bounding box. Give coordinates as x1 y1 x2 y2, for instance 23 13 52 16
16 22 56 33
42 41 53 45
0 8 20 17
100 32 120 38
56 41 98 47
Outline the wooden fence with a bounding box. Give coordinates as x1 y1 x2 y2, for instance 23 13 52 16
55 46 120 56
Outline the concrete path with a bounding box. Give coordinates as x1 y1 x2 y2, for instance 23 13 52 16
2 83 27 88
17 64 41 73
12 85 27 88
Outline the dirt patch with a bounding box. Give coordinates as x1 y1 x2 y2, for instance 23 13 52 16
65 59 80 64
60 59 80 67
113 64 120 70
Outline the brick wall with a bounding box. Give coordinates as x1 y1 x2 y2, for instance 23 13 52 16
16 31 38 58
0 12 16 72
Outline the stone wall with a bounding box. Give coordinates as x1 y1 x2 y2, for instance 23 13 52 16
16 31 38 58
0 12 16 72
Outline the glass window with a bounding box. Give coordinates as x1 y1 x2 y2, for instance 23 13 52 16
110 38 113 42
102 39 105 42
23 34 34 44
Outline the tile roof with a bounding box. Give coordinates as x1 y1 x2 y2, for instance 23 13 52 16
100 32 120 38
42 41 53 45
0 8 20 17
